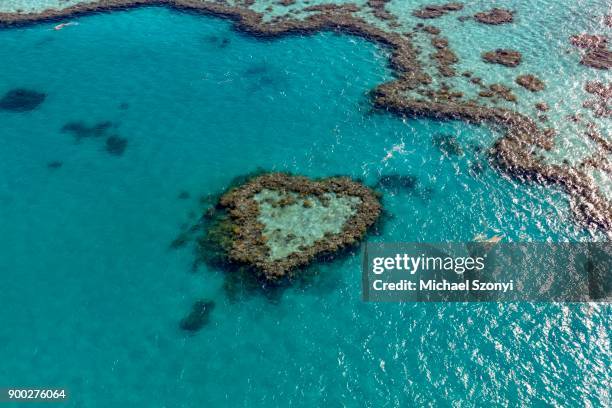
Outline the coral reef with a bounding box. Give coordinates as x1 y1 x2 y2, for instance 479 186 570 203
516 74 545 92
367 0 396 23
585 123 612 154
570 34 612 69
427 33 458 76
422 25 441 35
0 88 46 112
0 0 610 235
570 33 607 49
581 48 612 70
47 161 63 169
474 8 514 25
432 134 464 156
203 34 231 48
583 81 611 118
375 174 417 192
179 299 215 332
60 120 127 156
412 3 463 19
210 173 381 280
105 135 128 156
61 121 114 140
482 49 522 67
488 84 517 102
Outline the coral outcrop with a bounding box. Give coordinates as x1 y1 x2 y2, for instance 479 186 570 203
570 33 607 49
0 88 46 112
516 74 545 92
179 299 215 332
569 33 611 69
581 48 612 69
412 3 463 19
482 49 522 67
474 8 514 25
209 173 381 280
1 0 610 235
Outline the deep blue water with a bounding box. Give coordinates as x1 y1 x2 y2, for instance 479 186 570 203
0 7 609 407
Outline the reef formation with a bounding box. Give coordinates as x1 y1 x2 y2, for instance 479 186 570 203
0 88 46 112
206 173 381 280
179 299 215 332
515 74 545 92
569 32 612 70
1 0 610 235
482 49 522 67
473 8 514 25
412 3 463 19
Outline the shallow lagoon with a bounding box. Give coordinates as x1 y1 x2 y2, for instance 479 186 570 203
0 7 609 406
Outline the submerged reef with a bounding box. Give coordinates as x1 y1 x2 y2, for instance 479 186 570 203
570 33 608 49
61 121 114 140
482 49 522 67
375 174 417 192
0 88 46 112
569 33 612 70
179 299 215 332
581 48 612 70
47 161 63 170
206 173 381 281
583 81 611 119
105 135 128 156
516 74 545 92
412 3 464 19
61 120 127 156
432 134 464 156
374 174 435 200
2 0 610 235
428 34 458 77
473 8 514 25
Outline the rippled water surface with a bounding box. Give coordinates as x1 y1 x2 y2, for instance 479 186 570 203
0 5 610 407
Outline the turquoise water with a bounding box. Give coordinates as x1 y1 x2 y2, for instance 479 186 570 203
0 6 610 407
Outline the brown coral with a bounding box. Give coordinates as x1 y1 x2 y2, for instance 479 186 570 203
516 74 545 92
474 8 514 25
482 49 522 67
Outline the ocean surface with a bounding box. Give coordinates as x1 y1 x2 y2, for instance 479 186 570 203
0 5 610 407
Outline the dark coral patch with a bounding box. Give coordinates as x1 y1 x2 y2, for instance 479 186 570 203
432 134 464 156
47 161 63 170
203 35 231 48
585 81 612 99
474 8 514 25
569 33 607 49
179 299 215 332
0 89 46 112
413 3 464 19
422 25 441 35
244 63 269 76
581 48 612 70
482 49 522 67
61 121 114 141
375 174 418 194
489 84 516 102
516 74 545 92
105 135 128 156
